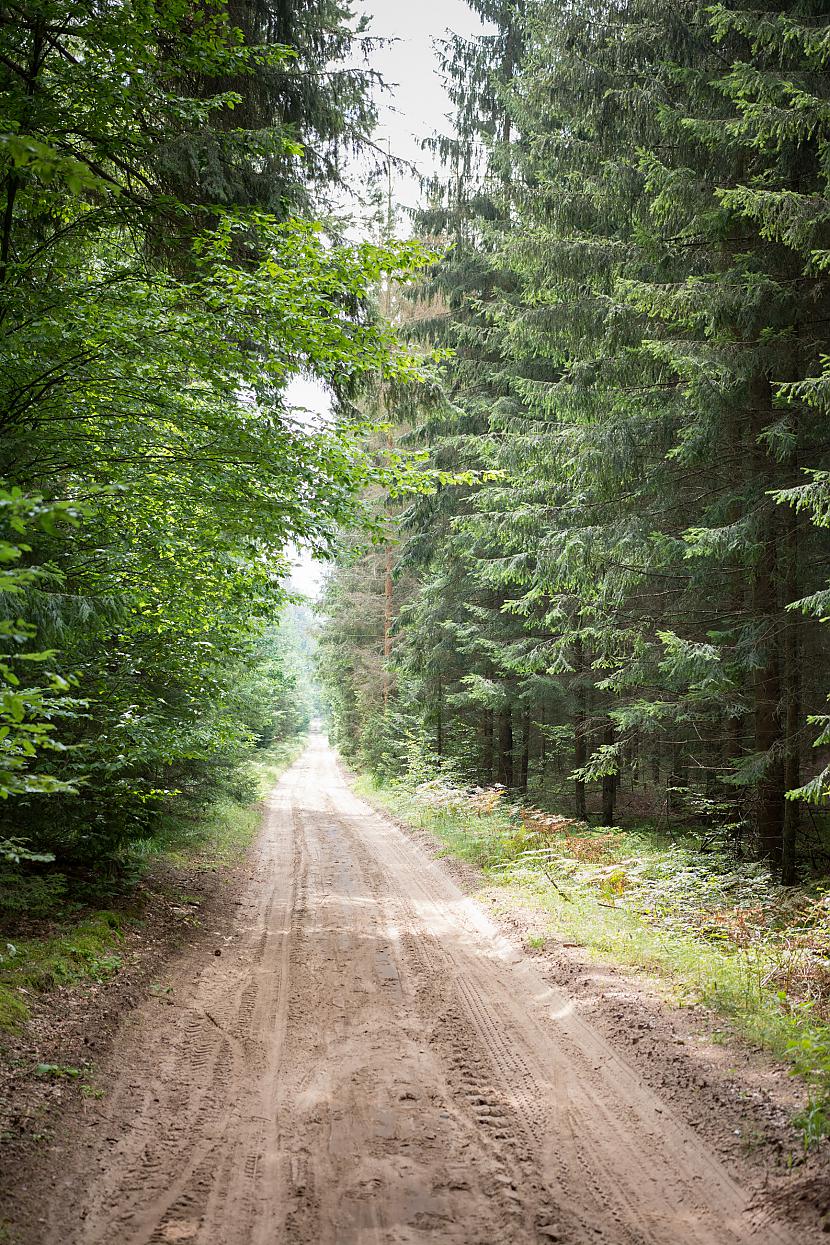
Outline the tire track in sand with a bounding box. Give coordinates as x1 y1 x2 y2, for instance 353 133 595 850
36 735 799 1245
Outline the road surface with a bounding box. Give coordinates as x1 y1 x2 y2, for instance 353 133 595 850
43 735 792 1244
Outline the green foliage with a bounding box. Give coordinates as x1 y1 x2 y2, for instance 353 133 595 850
321 0 830 885
0 729 304 1032
0 867 66 919
0 1 432 873
361 768 830 1146
0 488 84 801
139 734 306 871
0 910 124 1031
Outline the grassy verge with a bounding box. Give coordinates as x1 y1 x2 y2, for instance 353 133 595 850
0 735 306 1033
132 735 306 872
355 772 830 1148
252 735 307 799
0 911 124 1032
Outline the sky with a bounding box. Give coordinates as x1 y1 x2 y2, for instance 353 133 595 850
286 0 487 599
359 0 489 223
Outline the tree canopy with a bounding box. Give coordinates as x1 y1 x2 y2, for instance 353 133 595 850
0 0 429 865
321 0 830 885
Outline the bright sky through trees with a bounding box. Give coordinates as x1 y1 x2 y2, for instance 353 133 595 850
287 1 489 598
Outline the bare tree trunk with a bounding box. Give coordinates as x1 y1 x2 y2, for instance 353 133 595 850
382 543 393 709
750 387 784 863
435 682 443 758
574 636 588 819
781 507 801 884
668 739 686 814
518 709 530 793
497 707 514 788
601 718 616 826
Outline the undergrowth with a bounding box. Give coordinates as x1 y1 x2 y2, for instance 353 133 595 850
127 736 306 872
355 772 830 1149
0 912 124 1031
0 735 305 1032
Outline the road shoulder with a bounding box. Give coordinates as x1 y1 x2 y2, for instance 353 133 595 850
347 764 830 1239
0 842 248 1243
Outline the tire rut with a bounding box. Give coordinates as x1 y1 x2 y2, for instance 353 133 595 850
34 737 799 1245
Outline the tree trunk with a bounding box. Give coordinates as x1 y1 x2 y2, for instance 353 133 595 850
781 507 801 884
753 648 784 866
483 708 493 783
574 636 588 819
382 543 393 709
497 707 514 788
518 710 530 792
668 739 686 814
601 717 616 826
746 373 784 863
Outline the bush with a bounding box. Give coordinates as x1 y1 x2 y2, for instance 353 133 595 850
0 867 67 922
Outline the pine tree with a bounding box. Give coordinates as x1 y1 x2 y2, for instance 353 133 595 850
482 0 830 863
157 0 382 217
321 0 830 878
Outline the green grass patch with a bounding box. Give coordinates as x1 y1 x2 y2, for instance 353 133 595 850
0 982 28 1030
146 797 263 872
0 738 307 1034
0 911 125 1032
355 772 830 1148
251 734 307 799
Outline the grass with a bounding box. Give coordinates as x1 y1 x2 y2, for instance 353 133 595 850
355 772 830 1147
146 797 264 872
128 735 306 872
0 735 306 1034
251 735 307 799
0 912 124 1032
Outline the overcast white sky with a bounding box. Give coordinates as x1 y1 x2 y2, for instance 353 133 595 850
360 0 489 221
286 0 487 598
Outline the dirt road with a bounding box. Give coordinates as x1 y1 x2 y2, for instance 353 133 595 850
40 735 795 1244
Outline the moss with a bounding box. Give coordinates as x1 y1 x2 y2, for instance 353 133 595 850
0 983 29 1031
0 912 124 1031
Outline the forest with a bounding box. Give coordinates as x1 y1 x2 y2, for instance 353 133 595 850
4 0 828 908
4 2 830 1240
0 0 429 886
322 0 830 889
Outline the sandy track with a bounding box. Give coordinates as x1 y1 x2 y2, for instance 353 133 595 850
41 735 794 1245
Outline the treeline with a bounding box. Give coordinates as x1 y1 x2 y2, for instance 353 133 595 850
320 0 830 883
0 1 423 874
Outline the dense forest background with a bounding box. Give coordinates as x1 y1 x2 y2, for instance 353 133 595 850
321 0 830 885
4 0 830 895
0 0 428 885
4 0 830 1167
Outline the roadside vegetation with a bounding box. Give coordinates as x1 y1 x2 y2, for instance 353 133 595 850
0 734 306 1034
318 0 830 1149
0 0 429 1036
355 768 830 1148
5 0 830 1175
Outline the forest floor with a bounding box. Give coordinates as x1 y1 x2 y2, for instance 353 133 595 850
1 732 828 1244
